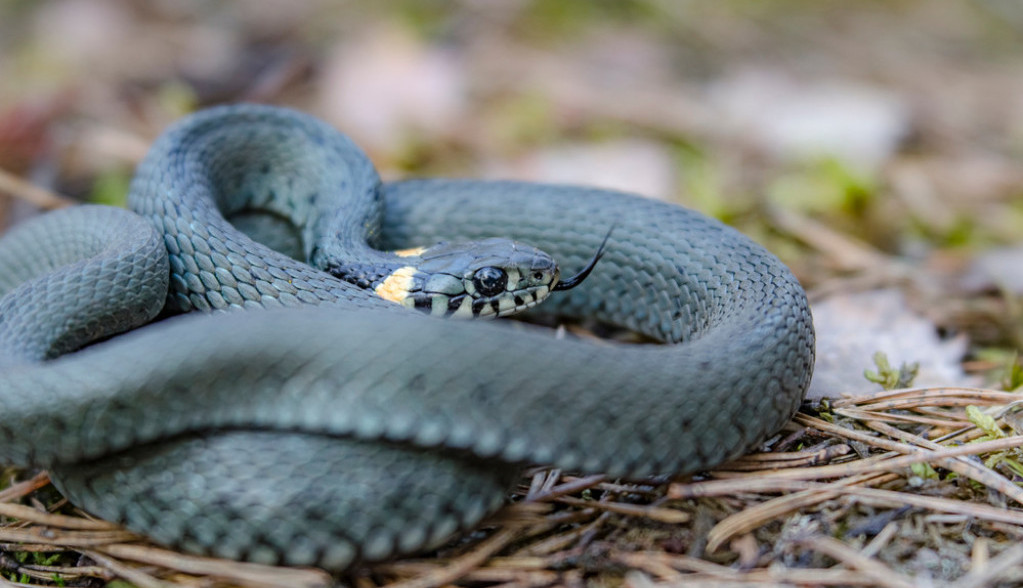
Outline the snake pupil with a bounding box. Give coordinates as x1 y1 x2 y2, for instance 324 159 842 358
472 267 508 297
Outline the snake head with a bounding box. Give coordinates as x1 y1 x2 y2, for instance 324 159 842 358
326 232 610 319
413 238 560 318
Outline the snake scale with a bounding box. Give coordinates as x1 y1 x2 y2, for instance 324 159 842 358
0 105 814 570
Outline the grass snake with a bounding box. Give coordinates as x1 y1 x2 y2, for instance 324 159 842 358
0 104 815 570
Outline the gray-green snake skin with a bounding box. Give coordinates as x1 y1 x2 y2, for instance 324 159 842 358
0 105 814 570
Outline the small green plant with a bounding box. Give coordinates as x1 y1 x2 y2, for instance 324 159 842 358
89 167 132 207
156 80 198 118
966 405 1023 477
2 550 73 585
910 461 939 480
972 348 1023 391
767 157 877 218
968 405 1005 439
863 352 918 390
1003 351 1023 392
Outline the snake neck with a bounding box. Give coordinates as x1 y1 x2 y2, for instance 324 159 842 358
310 234 426 310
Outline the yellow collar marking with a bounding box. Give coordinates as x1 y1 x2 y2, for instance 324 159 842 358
375 266 418 304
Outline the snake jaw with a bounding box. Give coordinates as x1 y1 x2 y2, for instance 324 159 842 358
412 280 552 319
469 283 552 319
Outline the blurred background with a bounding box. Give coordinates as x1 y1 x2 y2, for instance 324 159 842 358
1 0 1022 384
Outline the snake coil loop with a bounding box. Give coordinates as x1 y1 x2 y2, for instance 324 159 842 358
0 105 814 570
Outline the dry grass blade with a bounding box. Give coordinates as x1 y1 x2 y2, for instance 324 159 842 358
411 562 562 586
525 474 606 501
0 167 74 209
863 419 1023 504
0 503 120 531
956 543 1023 588
554 496 689 523
795 412 1023 504
829 386 1019 409
77 549 168 588
673 389 1023 557
796 536 917 588
841 486 1023 525
617 550 892 586
0 472 51 502
98 544 333 588
673 433 1023 498
380 527 522 588
702 474 898 552
511 513 607 557
0 527 138 547
766 205 895 272
724 443 853 471
833 408 972 428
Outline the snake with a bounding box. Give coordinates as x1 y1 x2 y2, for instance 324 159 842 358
0 104 815 571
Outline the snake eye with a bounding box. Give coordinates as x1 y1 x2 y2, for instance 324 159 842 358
472 266 508 297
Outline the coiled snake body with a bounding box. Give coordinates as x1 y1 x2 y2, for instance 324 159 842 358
0 105 814 570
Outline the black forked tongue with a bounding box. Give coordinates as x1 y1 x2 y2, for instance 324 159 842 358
553 225 614 292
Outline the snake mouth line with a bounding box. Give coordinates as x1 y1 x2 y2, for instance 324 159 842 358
473 284 551 318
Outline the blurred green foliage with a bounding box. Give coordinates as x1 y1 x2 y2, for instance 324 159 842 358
89 168 131 208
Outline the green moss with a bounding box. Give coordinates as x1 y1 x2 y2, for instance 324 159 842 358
156 81 198 118
908 214 981 249
673 145 736 222
975 349 1023 391
519 0 655 40
89 167 132 208
767 157 877 217
391 1 453 38
484 92 560 150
